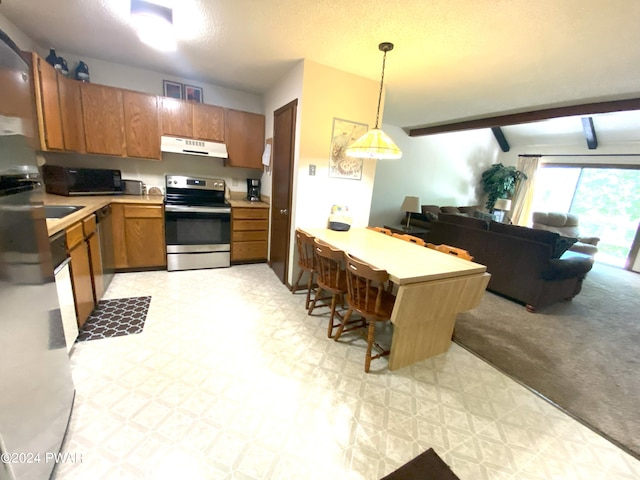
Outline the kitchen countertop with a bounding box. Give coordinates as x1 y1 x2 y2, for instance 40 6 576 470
44 193 164 236
228 199 269 208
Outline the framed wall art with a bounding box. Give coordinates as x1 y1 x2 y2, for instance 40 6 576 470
328 118 368 180
184 85 203 103
163 80 183 100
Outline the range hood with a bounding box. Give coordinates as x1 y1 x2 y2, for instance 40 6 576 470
160 136 228 158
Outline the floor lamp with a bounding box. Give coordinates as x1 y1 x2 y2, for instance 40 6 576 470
401 196 421 230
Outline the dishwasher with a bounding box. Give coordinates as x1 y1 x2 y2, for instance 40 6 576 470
96 204 115 293
50 230 78 353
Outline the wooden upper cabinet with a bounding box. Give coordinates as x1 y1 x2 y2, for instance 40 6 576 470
161 97 192 138
81 83 125 156
224 108 265 169
193 103 224 142
32 54 64 151
124 91 160 159
57 75 86 153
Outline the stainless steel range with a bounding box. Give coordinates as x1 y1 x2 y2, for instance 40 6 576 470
164 175 231 271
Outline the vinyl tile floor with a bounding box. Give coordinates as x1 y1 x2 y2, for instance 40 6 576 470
53 264 640 480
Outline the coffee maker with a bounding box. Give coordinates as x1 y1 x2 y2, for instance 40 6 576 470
246 178 261 202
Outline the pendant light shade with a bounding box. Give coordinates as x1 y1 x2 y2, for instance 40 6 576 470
345 42 402 160
344 128 402 160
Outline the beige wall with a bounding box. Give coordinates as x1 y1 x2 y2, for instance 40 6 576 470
296 60 379 230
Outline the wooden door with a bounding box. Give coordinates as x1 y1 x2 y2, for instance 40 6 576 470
193 103 224 142
81 83 125 156
224 108 266 168
124 91 161 159
58 75 86 153
33 54 64 150
270 99 297 284
161 97 192 138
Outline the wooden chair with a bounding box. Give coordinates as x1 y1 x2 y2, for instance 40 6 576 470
367 226 392 236
308 239 347 338
292 229 317 309
391 233 426 246
427 243 474 261
335 252 396 373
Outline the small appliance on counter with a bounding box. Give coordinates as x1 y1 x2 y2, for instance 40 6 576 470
42 165 123 195
247 178 261 202
122 179 146 195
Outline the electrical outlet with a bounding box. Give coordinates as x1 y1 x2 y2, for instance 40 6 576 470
309 164 316 176
232 178 238 186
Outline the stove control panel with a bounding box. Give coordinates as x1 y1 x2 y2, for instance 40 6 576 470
165 175 225 191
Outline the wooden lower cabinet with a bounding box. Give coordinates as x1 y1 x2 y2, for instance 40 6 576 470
83 214 104 304
66 222 94 328
112 203 166 269
232 206 268 262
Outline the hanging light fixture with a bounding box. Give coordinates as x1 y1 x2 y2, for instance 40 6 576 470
345 42 402 160
131 0 177 52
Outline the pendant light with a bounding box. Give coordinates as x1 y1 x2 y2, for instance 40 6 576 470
345 42 402 160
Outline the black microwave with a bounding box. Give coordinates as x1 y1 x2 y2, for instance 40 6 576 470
42 165 123 196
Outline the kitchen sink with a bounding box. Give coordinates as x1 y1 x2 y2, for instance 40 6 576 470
44 205 84 219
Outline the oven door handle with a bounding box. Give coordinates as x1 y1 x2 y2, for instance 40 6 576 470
165 205 231 214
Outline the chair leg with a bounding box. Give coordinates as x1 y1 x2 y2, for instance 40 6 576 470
365 320 376 373
305 271 314 310
292 268 304 293
327 293 339 338
308 286 323 315
334 308 351 341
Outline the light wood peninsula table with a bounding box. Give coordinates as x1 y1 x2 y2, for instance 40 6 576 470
303 228 491 370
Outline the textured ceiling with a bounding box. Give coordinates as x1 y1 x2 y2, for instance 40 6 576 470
2 0 640 133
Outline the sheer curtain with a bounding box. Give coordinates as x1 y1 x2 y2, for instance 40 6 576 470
511 156 540 226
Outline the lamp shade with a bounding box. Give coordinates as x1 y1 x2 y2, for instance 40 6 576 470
400 196 421 214
494 198 512 211
345 128 402 160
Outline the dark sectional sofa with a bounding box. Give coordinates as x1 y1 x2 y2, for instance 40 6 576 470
424 213 594 311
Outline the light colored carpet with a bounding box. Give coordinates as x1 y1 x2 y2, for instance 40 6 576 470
454 262 640 460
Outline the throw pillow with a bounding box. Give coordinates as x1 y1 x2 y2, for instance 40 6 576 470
554 236 578 258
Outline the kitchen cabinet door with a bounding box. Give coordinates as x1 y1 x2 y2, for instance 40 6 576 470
66 222 94 328
111 203 129 269
124 91 161 159
58 75 86 153
224 109 265 169
124 205 166 268
83 214 104 305
81 83 126 156
161 97 193 138
32 54 64 151
193 103 224 142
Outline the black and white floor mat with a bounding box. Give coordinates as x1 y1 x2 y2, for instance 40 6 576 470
77 296 151 342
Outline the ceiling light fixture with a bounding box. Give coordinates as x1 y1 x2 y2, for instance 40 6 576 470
130 0 177 52
345 42 402 160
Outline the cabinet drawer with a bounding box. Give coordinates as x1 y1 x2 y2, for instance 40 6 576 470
65 222 84 250
82 213 96 236
233 219 268 231
124 205 163 219
233 230 268 242
232 241 267 261
232 208 268 220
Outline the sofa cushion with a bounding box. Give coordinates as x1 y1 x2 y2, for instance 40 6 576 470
532 212 581 238
438 213 489 230
422 205 441 216
441 206 462 214
489 222 576 258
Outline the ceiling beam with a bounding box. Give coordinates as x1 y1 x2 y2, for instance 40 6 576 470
408 98 640 137
491 127 510 152
581 117 598 149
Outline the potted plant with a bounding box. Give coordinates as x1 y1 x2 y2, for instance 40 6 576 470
480 163 527 211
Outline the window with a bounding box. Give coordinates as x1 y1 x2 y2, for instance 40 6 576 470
532 166 640 267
